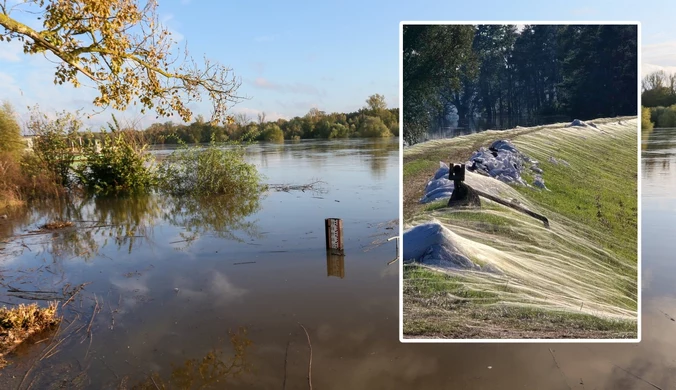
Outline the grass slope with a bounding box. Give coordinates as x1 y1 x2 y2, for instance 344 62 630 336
403 117 638 339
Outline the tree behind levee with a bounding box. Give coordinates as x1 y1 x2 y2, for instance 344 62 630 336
0 102 24 160
473 24 518 127
558 25 637 118
0 0 242 125
403 24 477 145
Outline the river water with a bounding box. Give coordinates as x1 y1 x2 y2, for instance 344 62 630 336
0 138 401 389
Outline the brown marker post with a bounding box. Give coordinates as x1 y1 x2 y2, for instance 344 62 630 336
325 218 344 255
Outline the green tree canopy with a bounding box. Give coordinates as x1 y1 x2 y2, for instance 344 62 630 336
403 24 478 145
260 123 284 142
359 116 391 138
366 94 387 113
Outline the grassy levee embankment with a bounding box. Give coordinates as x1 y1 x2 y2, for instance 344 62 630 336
403 117 638 339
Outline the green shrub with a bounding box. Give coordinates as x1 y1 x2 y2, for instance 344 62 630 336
76 131 157 195
657 107 676 128
260 124 284 142
18 152 64 200
359 116 392 138
28 107 81 187
158 138 263 197
328 123 350 138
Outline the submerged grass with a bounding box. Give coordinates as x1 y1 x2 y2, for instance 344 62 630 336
403 118 638 339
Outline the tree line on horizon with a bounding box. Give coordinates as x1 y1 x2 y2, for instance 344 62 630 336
642 70 676 129
139 94 398 144
403 24 638 145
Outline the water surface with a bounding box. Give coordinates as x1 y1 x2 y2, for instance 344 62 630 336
2 132 675 389
0 138 401 389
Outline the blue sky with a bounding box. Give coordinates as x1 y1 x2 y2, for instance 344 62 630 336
0 0 673 130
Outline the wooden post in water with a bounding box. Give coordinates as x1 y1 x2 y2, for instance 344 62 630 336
325 218 344 255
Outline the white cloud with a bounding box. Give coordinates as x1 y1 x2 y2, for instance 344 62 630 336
232 106 288 121
643 41 676 67
642 40 676 77
642 63 676 77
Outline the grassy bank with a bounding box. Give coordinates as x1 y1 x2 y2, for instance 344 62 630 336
403 117 638 339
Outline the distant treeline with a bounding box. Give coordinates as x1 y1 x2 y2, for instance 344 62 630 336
642 70 676 108
641 70 676 128
403 24 638 144
645 105 676 128
138 94 398 144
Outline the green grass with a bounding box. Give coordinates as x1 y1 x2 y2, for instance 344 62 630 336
404 159 436 180
403 302 637 339
423 200 447 211
473 305 636 333
404 265 499 302
512 127 637 265
403 263 636 338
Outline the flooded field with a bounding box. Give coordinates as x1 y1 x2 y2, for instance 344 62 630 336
0 138 401 389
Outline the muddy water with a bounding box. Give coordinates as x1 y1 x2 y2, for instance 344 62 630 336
0 139 401 389
0 131 673 389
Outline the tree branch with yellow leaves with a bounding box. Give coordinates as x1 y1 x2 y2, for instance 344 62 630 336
0 0 244 125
